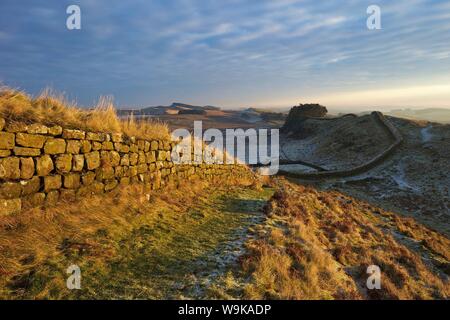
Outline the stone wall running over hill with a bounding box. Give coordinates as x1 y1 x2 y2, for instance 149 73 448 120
278 112 403 179
0 118 251 216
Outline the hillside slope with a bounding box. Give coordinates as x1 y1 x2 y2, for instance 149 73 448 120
1 176 447 300
279 113 450 237
281 114 392 170
233 179 449 300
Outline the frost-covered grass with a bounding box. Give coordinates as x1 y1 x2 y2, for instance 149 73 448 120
0 176 273 299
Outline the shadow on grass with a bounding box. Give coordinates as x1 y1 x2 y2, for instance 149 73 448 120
76 188 274 299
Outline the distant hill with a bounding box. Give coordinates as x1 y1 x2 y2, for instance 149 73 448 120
385 108 450 123
117 103 220 116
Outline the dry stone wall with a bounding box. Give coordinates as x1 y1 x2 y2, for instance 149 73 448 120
278 112 403 179
0 118 251 216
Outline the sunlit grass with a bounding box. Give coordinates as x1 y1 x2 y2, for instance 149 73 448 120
0 87 170 141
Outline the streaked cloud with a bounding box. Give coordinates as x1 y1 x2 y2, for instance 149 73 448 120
0 0 449 110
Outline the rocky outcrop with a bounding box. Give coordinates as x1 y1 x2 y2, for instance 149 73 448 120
282 104 328 133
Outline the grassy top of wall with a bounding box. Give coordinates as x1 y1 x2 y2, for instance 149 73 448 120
0 87 170 141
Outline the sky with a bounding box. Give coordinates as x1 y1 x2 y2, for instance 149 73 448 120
0 0 450 111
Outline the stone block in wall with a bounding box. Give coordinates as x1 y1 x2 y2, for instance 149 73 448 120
16 133 47 148
129 166 138 177
0 118 4 131
0 132 15 149
80 140 92 153
0 157 20 180
130 144 139 153
115 166 124 178
111 133 123 143
120 154 130 166
5 122 27 133
104 179 118 192
36 155 54 176
110 151 121 166
13 147 41 157
55 154 73 173
101 151 120 167
146 151 156 163
144 141 150 152
0 150 11 157
86 132 106 142
114 143 130 153
102 141 114 151
121 166 130 177
0 198 21 216
48 126 63 136
72 154 84 172
92 141 102 151
66 140 81 154
138 151 146 164
22 193 46 209
26 124 48 135
96 166 115 180
82 171 96 186
44 175 62 192
0 182 22 199
64 173 81 189
46 190 59 206
137 140 146 151
20 157 35 179
157 150 166 161
137 163 148 174
150 140 158 151
63 129 85 140
44 138 66 154
21 176 41 196
85 151 101 170
129 153 138 166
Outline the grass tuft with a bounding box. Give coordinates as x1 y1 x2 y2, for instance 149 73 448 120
241 178 450 300
0 87 170 141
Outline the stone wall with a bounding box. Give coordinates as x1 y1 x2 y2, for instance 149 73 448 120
0 118 251 216
278 112 403 179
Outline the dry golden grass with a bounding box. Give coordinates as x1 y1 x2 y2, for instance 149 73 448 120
241 178 450 300
0 87 170 141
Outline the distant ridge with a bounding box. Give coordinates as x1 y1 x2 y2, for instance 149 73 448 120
385 107 450 123
117 102 220 116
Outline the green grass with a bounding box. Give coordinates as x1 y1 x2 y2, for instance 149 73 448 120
6 186 274 299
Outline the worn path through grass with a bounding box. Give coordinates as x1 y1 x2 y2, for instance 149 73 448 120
62 186 274 299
